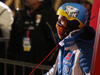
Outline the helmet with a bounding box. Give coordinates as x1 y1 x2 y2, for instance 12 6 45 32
57 3 88 28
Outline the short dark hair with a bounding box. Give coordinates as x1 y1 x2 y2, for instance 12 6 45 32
81 1 92 11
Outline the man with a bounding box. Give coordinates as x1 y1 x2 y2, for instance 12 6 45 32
0 1 13 58
81 1 92 12
0 1 13 38
45 3 95 75
7 0 58 75
81 1 92 26
0 1 13 75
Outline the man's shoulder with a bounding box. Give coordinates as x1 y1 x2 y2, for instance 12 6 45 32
0 1 11 13
0 2 9 9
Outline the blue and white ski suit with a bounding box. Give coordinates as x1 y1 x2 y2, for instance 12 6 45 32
45 26 95 75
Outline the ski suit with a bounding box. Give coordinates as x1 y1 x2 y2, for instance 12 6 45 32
45 26 95 75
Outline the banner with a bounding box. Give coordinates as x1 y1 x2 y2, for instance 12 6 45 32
90 4 100 75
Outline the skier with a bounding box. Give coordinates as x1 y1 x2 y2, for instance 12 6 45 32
45 3 95 75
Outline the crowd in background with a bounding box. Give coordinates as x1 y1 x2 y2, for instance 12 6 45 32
0 0 93 75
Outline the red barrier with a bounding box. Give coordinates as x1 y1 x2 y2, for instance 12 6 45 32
90 1 100 74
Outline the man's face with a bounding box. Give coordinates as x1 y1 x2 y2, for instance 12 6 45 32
25 0 38 7
82 3 91 11
56 15 68 39
57 15 68 27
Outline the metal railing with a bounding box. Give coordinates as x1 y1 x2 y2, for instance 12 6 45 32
0 37 9 58
0 58 52 75
0 38 52 75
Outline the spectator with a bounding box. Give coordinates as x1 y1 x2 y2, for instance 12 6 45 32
45 3 95 75
81 1 92 12
81 1 92 26
0 1 13 75
0 1 13 38
7 0 58 75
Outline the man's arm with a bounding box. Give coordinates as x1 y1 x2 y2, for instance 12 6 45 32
0 4 13 37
